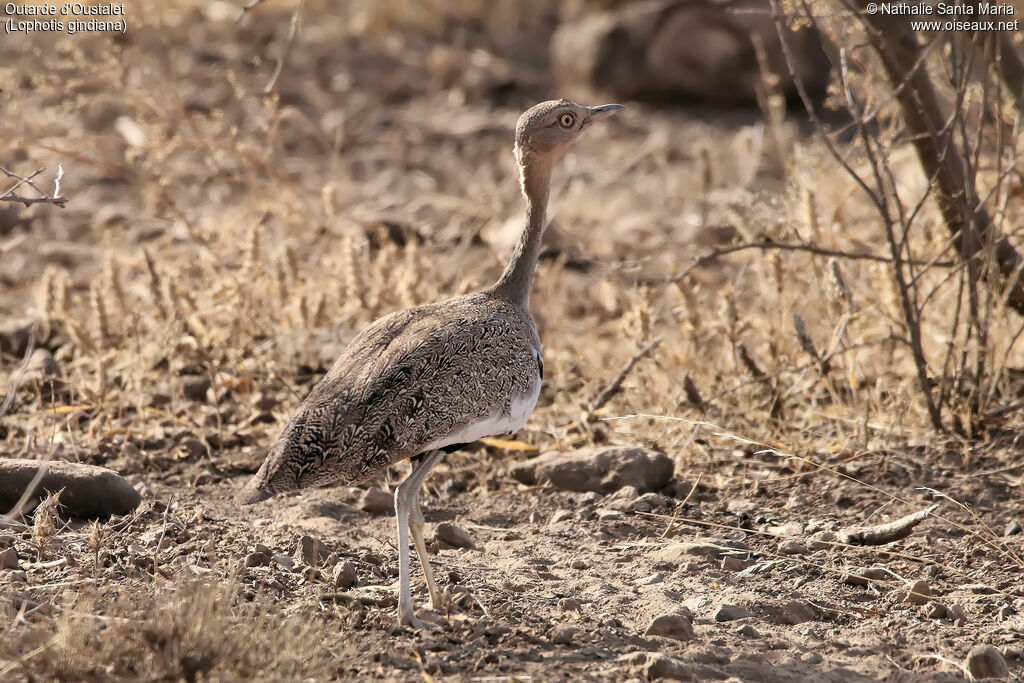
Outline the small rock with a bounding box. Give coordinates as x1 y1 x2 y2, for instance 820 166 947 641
736 623 761 638
0 547 20 570
597 509 623 521
245 550 271 568
333 561 358 589
359 488 393 513
255 543 272 555
714 604 753 622
8 570 27 582
840 566 890 586
778 539 810 555
644 613 695 641
947 603 967 624
634 572 664 586
549 509 574 525
998 604 1015 620
272 554 295 571
434 522 477 549
182 375 211 402
902 580 931 605
570 559 588 570
178 437 208 458
0 534 15 547
766 600 816 625
927 603 948 619
643 652 694 680
0 459 141 518
551 624 580 645
1003 519 1022 537
298 535 329 567
964 645 1009 680
801 652 823 665
509 446 674 494
722 556 753 571
560 598 582 612
806 530 839 551
655 539 749 562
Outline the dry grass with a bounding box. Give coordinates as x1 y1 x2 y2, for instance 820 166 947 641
2 1 1024 679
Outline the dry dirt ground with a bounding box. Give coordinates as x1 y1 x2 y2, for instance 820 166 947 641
2 2 1024 681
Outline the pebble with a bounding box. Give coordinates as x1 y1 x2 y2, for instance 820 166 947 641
272 554 295 571
777 539 811 555
644 613 695 641
245 550 271 568
333 561 358 589
551 624 580 645
902 580 931 605
767 600 816 625
634 572 664 586
182 375 211 401
806 530 839 551
840 567 889 586
298 535 330 567
359 488 393 513
179 437 208 458
0 547 20 570
655 539 749 562
927 603 948 619
8 570 27 582
643 652 693 679
549 510 574 525
434 522 477 549
1004 519 1022 537
597 509 623 521
560 598 582 612
800 652 823 665
570 559 588 570
722 556 752 571
714 604 753 622
964 645 1009 680
736 623 761 638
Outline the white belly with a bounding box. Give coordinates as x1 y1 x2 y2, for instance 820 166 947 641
421 378 541 452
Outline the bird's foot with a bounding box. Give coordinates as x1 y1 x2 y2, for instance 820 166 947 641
398 607 439 631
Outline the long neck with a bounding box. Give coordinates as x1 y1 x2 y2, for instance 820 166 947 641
490 157 552 309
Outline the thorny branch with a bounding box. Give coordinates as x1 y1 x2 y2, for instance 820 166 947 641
0 164 67 208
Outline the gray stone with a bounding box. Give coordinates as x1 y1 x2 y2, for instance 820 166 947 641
840 566 889 586
736 623 761 638
0 547 20 570
777 539 811 555
714 604 753 622
551 624 580 645
902 580 931 605
182 375 211 401
359 488 393 513
643 652 694 680
0 459 141 518
964 645 1009 680
272 554 295 571
434 522 477 549
1003 519 1022 537
644 613 695 641
655 539 749 562
509 446 674 494
333 561 358 589
298 535 329 567
765 600 816 625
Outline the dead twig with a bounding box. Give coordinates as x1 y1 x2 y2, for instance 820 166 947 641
589 338 661 415
0 164 67 208
669 240 954 283
263 0 305 94
837 504 939 546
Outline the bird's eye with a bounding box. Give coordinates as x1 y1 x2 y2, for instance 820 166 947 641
558 113 576 128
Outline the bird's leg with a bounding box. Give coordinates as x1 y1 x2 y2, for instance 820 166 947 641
394 450 443 630
410 488 443 611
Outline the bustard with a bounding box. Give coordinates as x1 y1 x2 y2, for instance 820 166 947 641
239 99 624 629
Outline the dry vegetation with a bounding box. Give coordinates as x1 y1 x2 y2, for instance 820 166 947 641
1 0 1023 680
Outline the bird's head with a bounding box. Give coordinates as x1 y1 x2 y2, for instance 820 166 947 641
236 440 302 505
514 99 624 168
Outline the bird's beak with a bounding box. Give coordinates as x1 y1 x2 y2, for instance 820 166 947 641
585 103 625 122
